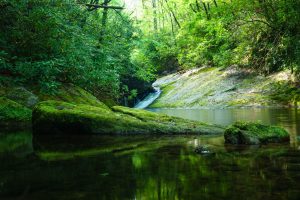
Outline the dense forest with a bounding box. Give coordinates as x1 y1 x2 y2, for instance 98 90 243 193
1 0 300 106
1 1 300 199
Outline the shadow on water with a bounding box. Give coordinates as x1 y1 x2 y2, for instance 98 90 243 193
1 107 300 199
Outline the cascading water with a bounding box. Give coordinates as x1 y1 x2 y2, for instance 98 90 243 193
134 87 161 109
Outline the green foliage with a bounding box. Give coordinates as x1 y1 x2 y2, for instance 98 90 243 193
0 0 154 104
1 0 299 105
132 32 179 75
178 18 234 68
230 0 300 73
268 82 300 104
137 0 300 75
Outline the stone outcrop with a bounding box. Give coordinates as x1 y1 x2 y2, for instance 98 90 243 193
224 122 290 145
32 100 224 135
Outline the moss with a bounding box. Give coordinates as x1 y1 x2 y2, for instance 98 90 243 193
0 86 6 96
227 99 249 106
32 100 224 136
5 87 39 108
0 97 32 123
267 82 300 106
197 67 217 74
203 89 215 97
39 84 109 109
113 106 180 122
151 68 295 108
224 121 290 145
161 84 175 94
112 106 225 136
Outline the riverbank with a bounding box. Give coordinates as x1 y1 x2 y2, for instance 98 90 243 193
0 82 291 146
0 84 115 128
0 84 225 136
150 67 300 108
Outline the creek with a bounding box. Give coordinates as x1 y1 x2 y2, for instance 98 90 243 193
1 98 300 199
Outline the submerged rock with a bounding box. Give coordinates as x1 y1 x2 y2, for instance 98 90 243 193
194 145 215 155
224 122 290 145
32 100 224 135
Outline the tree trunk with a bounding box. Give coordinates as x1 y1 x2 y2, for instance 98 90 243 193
152 0 158 31
99 0 110 42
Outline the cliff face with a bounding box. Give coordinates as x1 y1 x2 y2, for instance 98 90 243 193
150 67 298 108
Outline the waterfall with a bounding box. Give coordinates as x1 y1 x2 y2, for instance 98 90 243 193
134 87 161 109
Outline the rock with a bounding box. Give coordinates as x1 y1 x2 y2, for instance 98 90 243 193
224 122 290 145
194 145 215 155
39 84 110 108
6 87 39 108
0 97 32 129
32 100 224 135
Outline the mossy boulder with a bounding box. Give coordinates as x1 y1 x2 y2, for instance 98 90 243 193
0 97 32 128
32 100 224 135
224 122 290 145
6 87 39 108
39 85 110 108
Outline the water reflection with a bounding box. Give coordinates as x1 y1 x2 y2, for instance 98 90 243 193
0 134 300 200
1 107 300 199
149 108 300 148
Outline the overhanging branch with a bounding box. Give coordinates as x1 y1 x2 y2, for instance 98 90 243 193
85 3 124 10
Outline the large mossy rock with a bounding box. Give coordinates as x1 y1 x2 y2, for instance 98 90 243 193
39 85 111 107
32 100 224 135
5 87 39 108
224 122 290 145
0 97 32 128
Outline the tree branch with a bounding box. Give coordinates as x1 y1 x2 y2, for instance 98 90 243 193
85 3 124 10
240 18 274 29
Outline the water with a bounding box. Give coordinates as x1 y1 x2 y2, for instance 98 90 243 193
1 108 300 199
134 87 161 109
149 107 300 147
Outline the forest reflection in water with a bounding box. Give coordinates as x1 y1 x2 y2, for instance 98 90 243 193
1 107 300 199
149 107 300 148
0 133 300 200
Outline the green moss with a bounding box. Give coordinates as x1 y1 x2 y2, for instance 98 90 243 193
0 86 6 96
227 99 249 106
161 84 175 95
113 106 179 122
224 121 290 145
112 106 224 134
203 89 215 97
196 67 217 74
5 87 39 108
268 82 300 105
151 68 296 108
39 85 109 109
0 97 32 122
33 100 224 136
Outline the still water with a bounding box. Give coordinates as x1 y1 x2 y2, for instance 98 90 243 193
149 108 300 147
1 108 300 200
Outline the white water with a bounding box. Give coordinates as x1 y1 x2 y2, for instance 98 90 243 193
134 87 161 109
